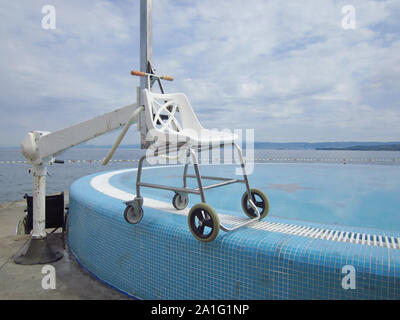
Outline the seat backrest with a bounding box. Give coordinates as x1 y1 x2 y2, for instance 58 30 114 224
142 89 203 137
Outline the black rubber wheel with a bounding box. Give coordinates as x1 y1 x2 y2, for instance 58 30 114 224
172 193 189 210
188 203 220 242
124 205 143 224
241 188 270 220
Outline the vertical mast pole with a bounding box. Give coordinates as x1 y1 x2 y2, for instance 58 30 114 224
31 164 47 239
14 131 63 265
139 0 152 149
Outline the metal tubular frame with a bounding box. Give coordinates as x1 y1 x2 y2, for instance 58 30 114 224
132 141 261 233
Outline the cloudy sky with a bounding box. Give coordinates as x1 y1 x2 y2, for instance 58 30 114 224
0 0 399 147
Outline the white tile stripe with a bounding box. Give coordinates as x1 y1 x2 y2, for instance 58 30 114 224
88 168 400 249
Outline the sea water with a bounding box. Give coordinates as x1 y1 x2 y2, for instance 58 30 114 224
0 147 399 204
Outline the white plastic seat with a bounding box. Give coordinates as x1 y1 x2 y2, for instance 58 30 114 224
142 89 237 147
125 86 269 242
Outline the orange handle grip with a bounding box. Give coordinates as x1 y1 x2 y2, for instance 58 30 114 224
130 70 146 77
161 75 174 81
130 70 174 81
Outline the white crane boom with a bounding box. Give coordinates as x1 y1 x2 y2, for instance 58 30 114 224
21 103 138 165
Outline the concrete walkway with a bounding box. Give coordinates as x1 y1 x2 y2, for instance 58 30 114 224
0 193 130 300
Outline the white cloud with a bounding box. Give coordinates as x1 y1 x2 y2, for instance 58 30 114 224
0 0 399 146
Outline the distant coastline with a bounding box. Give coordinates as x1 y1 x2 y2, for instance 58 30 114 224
316 144 400 151
252 141 400 150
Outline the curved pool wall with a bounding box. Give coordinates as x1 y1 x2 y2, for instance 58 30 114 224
68 164 400 299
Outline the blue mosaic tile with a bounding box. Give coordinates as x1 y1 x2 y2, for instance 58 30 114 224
68 165 400 299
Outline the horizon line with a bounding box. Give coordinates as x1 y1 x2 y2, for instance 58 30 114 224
2 140 400 149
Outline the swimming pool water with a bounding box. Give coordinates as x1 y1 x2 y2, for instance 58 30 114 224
112 163 400 232
69 163 400 299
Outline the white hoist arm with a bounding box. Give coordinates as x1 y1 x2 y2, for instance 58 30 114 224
21 103 140 165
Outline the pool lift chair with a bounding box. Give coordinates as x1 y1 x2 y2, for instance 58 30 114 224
123 70 270 242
